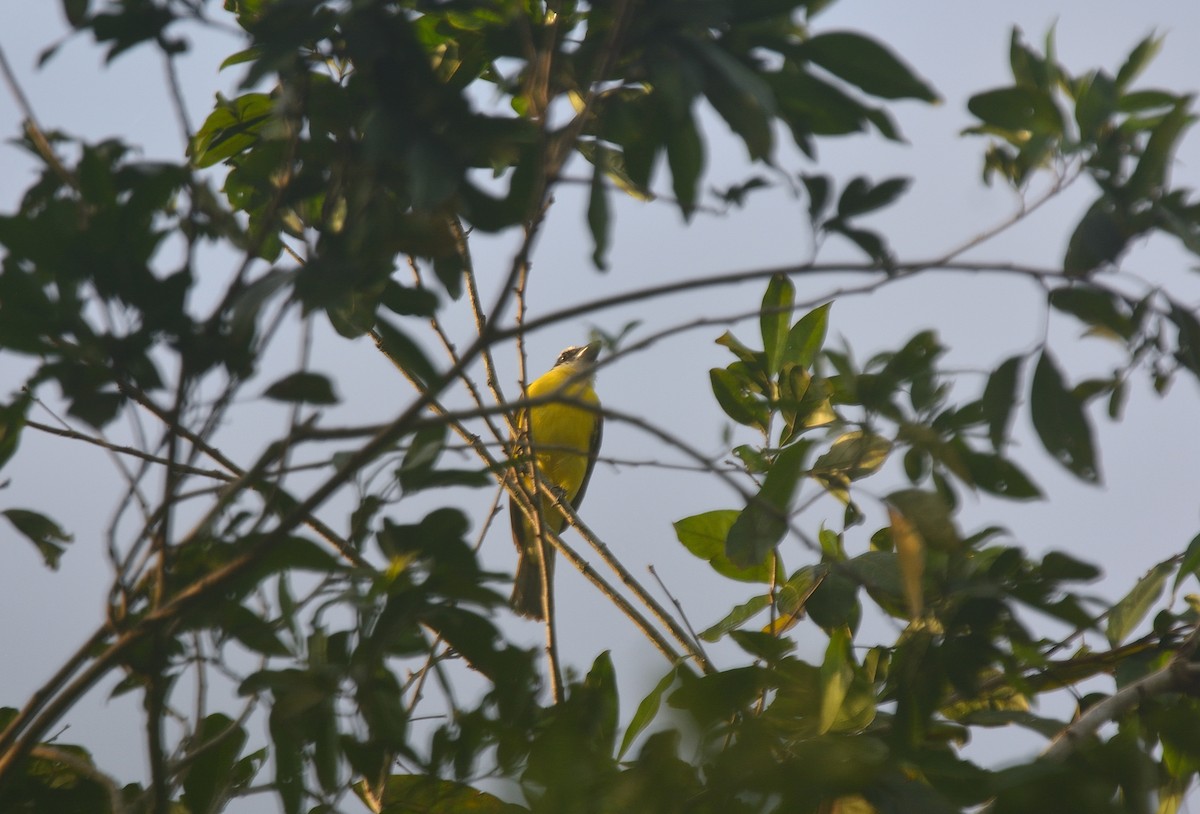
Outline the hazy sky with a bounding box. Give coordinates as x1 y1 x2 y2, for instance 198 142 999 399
3 0 1200 804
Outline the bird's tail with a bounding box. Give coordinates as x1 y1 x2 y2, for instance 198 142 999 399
511 544 554 620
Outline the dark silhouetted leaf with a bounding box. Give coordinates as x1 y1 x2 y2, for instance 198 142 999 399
263 372 339 405
375 320 438 389
803 32 938 102
1030 350 1099 482
587 145 611 270
4 509 73 569
982 356 1022 450
1048 284 1133 338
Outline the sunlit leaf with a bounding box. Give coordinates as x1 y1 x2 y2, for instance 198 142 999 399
761 274 795 377
886 489 959 551
784 302 832 369
674 510 774 582
811 431 891 483
1107 559 1174 646
887 506 925 618
819 627 854 734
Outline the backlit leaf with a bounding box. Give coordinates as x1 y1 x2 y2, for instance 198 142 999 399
761 274 795 377
1107 559 1174 646
887 505 925 618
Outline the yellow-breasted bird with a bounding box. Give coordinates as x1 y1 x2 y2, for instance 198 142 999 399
509 341 603 619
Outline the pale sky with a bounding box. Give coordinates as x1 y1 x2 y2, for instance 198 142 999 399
2 0 1200 805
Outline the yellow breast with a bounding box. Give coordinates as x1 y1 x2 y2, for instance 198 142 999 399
521 364 600 522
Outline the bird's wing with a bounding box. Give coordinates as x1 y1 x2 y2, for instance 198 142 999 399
569 407 603 511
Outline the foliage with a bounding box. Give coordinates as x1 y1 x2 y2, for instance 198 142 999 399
2 1 1200 813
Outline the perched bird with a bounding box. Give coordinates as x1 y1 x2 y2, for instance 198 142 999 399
509 341 603 619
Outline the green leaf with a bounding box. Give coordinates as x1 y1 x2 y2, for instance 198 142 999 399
774 565 823 617
1115 33 1164 91
585 651 619 756
1063 196 1129 277
666 111 704 219
62 0 90 27
826 222 891 264
784 302 832 371
968 86 1064 134
1073 71 1117 139
982 356 1021 451
730 629 794 663
886 489 960 551
587 144 611 270
709 367 768 430
1030 350 1100 482
836 176 911 220
4 509 73 569
1172 532 1200 595
256 535 338 576
699 594 772 641
689 39 777 160
761 274 795 377
715 330 764 368
811 431 892 483
801 174 831 225
263 372 339 405
803 32 939 102
189 93 274 168
674 510 775 582
1169 299 1200 381
1126 97 1193 199
182 713 250 814
0 392 30 473
1041 551 1102 583
222 602 290 657
1048 284 1133 339
381 283 438 317
807 570 861 633
959 448 1042 500
269 708 304 814
362 775 523 814
397 424 446 493
819 627 854 734
375 319 439 389
618 667 679 758
1107 559 1174 646
726 443 808 568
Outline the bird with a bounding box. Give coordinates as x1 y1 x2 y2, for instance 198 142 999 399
509 341 603 619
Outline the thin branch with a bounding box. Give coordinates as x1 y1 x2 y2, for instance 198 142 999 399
1042 660 1200 762
0 42 77 189
505 259 1064 343
648 565 711 668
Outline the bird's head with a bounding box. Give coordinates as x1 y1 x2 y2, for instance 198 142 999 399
553 340 601 369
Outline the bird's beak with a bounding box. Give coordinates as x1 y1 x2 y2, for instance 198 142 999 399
580 341 601 364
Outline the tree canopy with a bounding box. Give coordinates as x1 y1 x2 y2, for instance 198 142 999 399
3 1 1200 812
